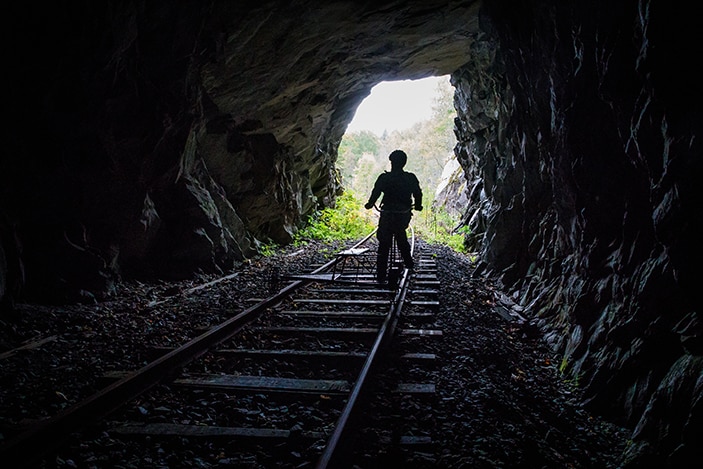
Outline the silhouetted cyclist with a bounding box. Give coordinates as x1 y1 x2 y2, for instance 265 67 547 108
364 149 423 284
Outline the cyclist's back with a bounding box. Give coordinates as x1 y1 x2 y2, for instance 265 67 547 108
373 170 421 212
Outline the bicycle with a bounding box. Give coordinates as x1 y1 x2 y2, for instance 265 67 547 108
371 205 415 289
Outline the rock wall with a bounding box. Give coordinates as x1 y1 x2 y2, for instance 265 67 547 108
453 1 702 465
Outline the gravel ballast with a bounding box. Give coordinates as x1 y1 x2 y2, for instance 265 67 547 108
0 239 630 468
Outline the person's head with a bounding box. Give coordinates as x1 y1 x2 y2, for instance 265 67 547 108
389 150 407 169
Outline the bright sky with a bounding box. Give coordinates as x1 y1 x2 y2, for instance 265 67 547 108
346 76 448 136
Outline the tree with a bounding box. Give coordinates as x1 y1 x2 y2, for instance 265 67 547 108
337 130 380 187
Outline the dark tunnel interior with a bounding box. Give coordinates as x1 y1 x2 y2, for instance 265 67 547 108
1 1 701 465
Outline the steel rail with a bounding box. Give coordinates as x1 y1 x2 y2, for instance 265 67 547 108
315 225 415 469
1 232 378 468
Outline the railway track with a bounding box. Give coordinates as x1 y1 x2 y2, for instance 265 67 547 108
1 231 442 468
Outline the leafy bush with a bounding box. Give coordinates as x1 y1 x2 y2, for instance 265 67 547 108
294 191 376 244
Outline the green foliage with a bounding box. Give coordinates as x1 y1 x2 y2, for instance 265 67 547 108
294 191 376 244
338 130 379 158
564 373 581 388
258 242 279 257
559 357 581 387
412 194 470 254
559 357 569 374
337 131 381 190
293 190 470 256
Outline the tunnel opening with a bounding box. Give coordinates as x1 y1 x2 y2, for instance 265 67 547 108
332 76 468 253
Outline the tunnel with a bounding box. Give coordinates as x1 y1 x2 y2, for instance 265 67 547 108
2 0 701 465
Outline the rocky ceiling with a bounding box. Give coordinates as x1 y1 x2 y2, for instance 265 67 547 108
2 0 701 466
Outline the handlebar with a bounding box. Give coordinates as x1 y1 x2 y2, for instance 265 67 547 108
370 204 415 213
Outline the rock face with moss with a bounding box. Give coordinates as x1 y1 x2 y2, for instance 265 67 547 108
2 1 701 464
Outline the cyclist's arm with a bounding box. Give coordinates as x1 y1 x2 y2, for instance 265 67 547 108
412 174 423 211
365 175 384 209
